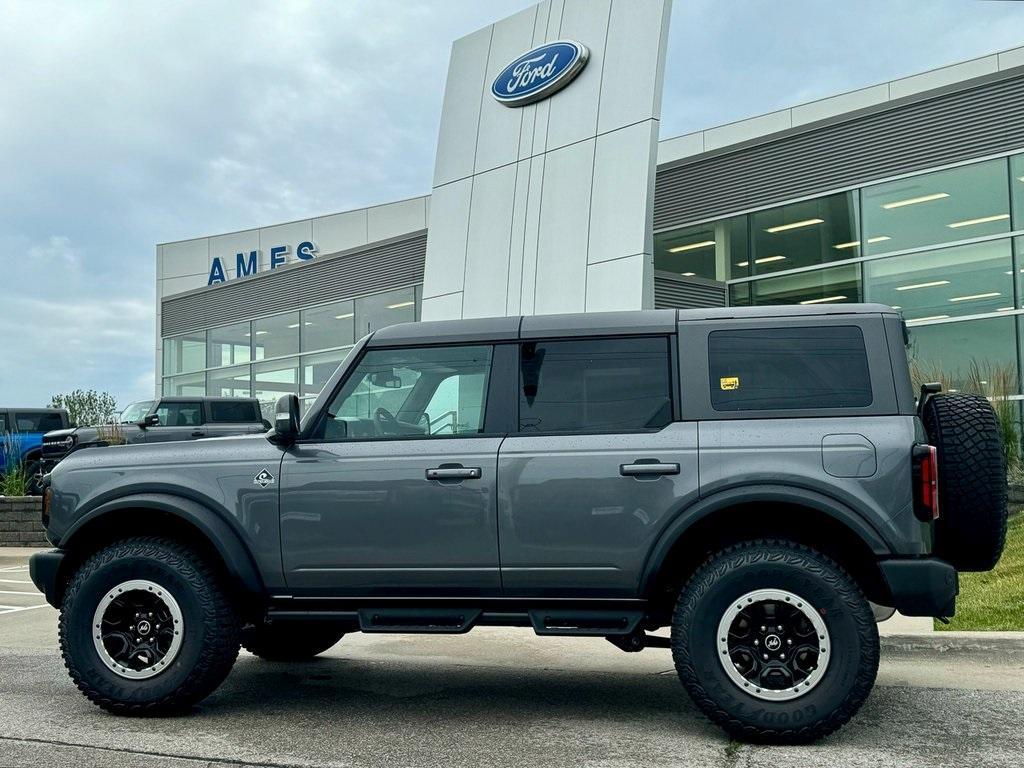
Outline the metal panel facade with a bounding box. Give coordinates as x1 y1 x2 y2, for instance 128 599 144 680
161 233 426 336
653 273 726 309
653 71 1024 231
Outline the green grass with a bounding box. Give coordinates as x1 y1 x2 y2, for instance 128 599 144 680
937 511 1024 631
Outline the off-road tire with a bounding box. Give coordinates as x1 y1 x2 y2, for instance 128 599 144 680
59 536 240 715
672 539 879 744
242 623 345 661
923 393 1007 571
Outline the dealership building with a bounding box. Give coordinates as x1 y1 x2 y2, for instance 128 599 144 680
156 0 1024 416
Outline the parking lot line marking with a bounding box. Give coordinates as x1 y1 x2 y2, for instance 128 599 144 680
0 604 48 614
0 578 32 584
0 566 29 572
0 589 39 595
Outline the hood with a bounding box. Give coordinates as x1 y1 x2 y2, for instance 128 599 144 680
54 432 278 472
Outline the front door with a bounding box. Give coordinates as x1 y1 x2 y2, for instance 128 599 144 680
498 336 699 597
146 400 206 443
280 343 503 596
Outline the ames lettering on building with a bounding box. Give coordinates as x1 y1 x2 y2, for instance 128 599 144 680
491 40 589 107
207 241 318 285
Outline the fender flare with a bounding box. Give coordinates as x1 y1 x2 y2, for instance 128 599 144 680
60 492 265 597
639 484 892 596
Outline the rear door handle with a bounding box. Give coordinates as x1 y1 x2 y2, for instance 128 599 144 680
620 461 679 477
425 466 482 480
191 430 206 437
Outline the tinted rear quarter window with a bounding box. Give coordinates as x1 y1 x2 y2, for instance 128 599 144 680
208 401 260 423
519 337 672 433
15 412 65 432
708 326 872 411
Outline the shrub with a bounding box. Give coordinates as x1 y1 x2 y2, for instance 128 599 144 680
1 432 30 496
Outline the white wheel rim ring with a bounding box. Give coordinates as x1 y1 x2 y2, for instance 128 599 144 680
91 579 184 680
716 588 831 702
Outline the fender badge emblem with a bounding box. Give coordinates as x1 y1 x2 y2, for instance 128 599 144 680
254 469 276 488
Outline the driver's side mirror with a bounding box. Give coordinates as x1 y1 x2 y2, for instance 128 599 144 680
139 414 159 428
269 394 300 445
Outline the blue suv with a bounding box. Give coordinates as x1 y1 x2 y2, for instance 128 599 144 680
1 408 69 494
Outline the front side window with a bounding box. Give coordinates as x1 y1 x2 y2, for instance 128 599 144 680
709 326 872 411
15 412 64 432
519 337 673 433
155 401 204 427
313 345 492 440
0 413 7 432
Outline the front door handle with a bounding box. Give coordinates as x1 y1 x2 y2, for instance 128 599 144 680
425 466 482 480
620 461 679 477
191 430 206 437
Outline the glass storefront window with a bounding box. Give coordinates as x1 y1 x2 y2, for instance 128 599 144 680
301 349 349 397
907 316 1017 394
206 365 251 398
253 312 300 361
653 215 749 281
163 372 205 396
864 240 1014 321
862 159 1011 256
750 192 860 276
746 263 861 306
355 286 417 337
207 322 251 368
301 300 355 352
162 332 205 375
253 357 299 409
1012 154 1024 231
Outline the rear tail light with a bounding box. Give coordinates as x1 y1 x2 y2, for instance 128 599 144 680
912 444 940 521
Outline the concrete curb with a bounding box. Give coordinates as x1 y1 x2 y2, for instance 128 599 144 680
883 631 1024 653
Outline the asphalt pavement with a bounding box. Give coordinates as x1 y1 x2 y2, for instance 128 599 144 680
1 547 1022 768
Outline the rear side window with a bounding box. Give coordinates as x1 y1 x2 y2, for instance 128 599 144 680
155 401 204 427
0 413 8 432
519 337 672 433
208 401 259 423
708 326 872 411
15 412 64 432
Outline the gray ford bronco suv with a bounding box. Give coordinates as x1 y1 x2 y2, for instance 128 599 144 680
30 305 1007 743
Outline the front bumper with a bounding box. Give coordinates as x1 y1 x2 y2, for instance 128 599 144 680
29 549 66 609
879 557 958 618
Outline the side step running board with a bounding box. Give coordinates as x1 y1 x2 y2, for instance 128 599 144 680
529 609 644 636
357 608 481 633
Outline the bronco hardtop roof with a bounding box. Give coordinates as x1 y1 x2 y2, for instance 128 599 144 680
366 304 898 347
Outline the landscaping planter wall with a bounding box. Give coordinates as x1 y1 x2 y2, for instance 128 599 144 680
0 496 48 547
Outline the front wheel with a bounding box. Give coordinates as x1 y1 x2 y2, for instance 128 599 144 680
672 539 879 743
59 537 241 715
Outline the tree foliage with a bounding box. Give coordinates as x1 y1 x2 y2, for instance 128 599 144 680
49 389 118 427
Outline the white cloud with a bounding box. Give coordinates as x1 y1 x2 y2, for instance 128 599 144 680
1 0 1023 407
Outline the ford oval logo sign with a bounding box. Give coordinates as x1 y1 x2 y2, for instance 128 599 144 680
491 40 589 107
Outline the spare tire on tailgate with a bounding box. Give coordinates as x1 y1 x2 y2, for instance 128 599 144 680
922 393 1008 572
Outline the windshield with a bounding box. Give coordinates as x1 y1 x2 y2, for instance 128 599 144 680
119 400 155 424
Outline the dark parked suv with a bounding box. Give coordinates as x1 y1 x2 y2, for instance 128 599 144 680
40 396 270 473
29 306 1007 743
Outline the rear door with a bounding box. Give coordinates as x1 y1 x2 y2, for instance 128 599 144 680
497 335 699 597
204 400 266 438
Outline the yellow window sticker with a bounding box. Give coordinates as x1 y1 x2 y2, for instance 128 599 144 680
720 376 740 391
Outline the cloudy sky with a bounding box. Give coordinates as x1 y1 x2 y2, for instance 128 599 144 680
2 0 1023 409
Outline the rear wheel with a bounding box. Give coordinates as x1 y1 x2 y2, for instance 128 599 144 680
59 537 240 715
242 623 345 661
672 539 878 743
